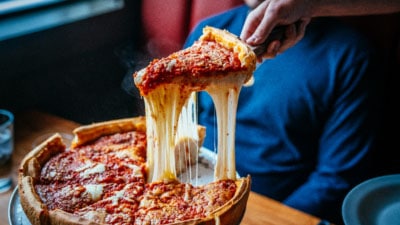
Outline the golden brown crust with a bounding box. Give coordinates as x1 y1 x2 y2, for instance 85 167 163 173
71 116 146 148
169 175 251 225
200 26 256 82
19 134 65 179
18 134 66 225
215 175 251 225
19 176 49 225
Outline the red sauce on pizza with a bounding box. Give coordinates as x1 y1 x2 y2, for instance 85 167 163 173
136 41 245 95
33 131 237 224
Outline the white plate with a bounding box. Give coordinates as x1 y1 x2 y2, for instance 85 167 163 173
9 148 218 225
342 174 400 225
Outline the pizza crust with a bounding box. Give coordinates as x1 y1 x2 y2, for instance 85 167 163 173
168 176 251 225
71 117 146 148
199 26 256 82
19 176 50 225
19 134 65 225
18 118 249 225
19 134 65 178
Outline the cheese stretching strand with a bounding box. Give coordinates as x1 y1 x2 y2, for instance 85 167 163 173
134 26 256 183
143 85 193 182
205 76 247 180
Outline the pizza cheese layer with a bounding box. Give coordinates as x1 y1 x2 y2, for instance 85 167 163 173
35 131 147 213
33 131 237 225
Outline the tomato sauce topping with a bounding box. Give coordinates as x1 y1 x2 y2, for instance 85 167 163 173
136 41 245 95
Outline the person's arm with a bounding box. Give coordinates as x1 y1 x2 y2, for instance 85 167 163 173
240 0 400 58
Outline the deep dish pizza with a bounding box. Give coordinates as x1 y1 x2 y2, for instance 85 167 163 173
18 26 256 225
19 118 250 225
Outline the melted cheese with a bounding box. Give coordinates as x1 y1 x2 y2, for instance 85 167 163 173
84 184 104 201
175 92 200 181
143 75 246 182
110 189 125 205
80 163 106 178
136 26 256 184
144 85 194 182
205 74 247 180
75 160 94 172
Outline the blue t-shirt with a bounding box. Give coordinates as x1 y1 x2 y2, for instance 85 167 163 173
184 5 380 224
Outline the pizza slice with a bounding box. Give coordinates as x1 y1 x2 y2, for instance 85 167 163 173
133 26 256 182
134 26 256 96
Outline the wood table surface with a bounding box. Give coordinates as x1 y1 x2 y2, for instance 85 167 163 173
0 110 327 225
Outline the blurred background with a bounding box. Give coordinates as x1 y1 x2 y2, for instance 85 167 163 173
0 0 144 123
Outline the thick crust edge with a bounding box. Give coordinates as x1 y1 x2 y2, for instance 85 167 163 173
19 134 65 179
169 175 251 225
18 134 66 225
200 26 256 78
19 176 49 225
71 116 146 148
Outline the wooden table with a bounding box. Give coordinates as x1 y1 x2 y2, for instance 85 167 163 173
0 110 326 225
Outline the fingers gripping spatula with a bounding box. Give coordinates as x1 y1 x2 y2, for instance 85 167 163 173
249 25 287 56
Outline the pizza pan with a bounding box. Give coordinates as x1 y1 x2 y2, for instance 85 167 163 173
8 186 31 225
342 174 400 225
8 148 221 225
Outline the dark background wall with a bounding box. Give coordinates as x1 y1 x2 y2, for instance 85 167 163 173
0 0 145 124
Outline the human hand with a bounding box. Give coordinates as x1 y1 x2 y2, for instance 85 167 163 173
240 0 312 58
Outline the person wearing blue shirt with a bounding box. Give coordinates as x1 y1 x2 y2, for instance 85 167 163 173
184 2 382 225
